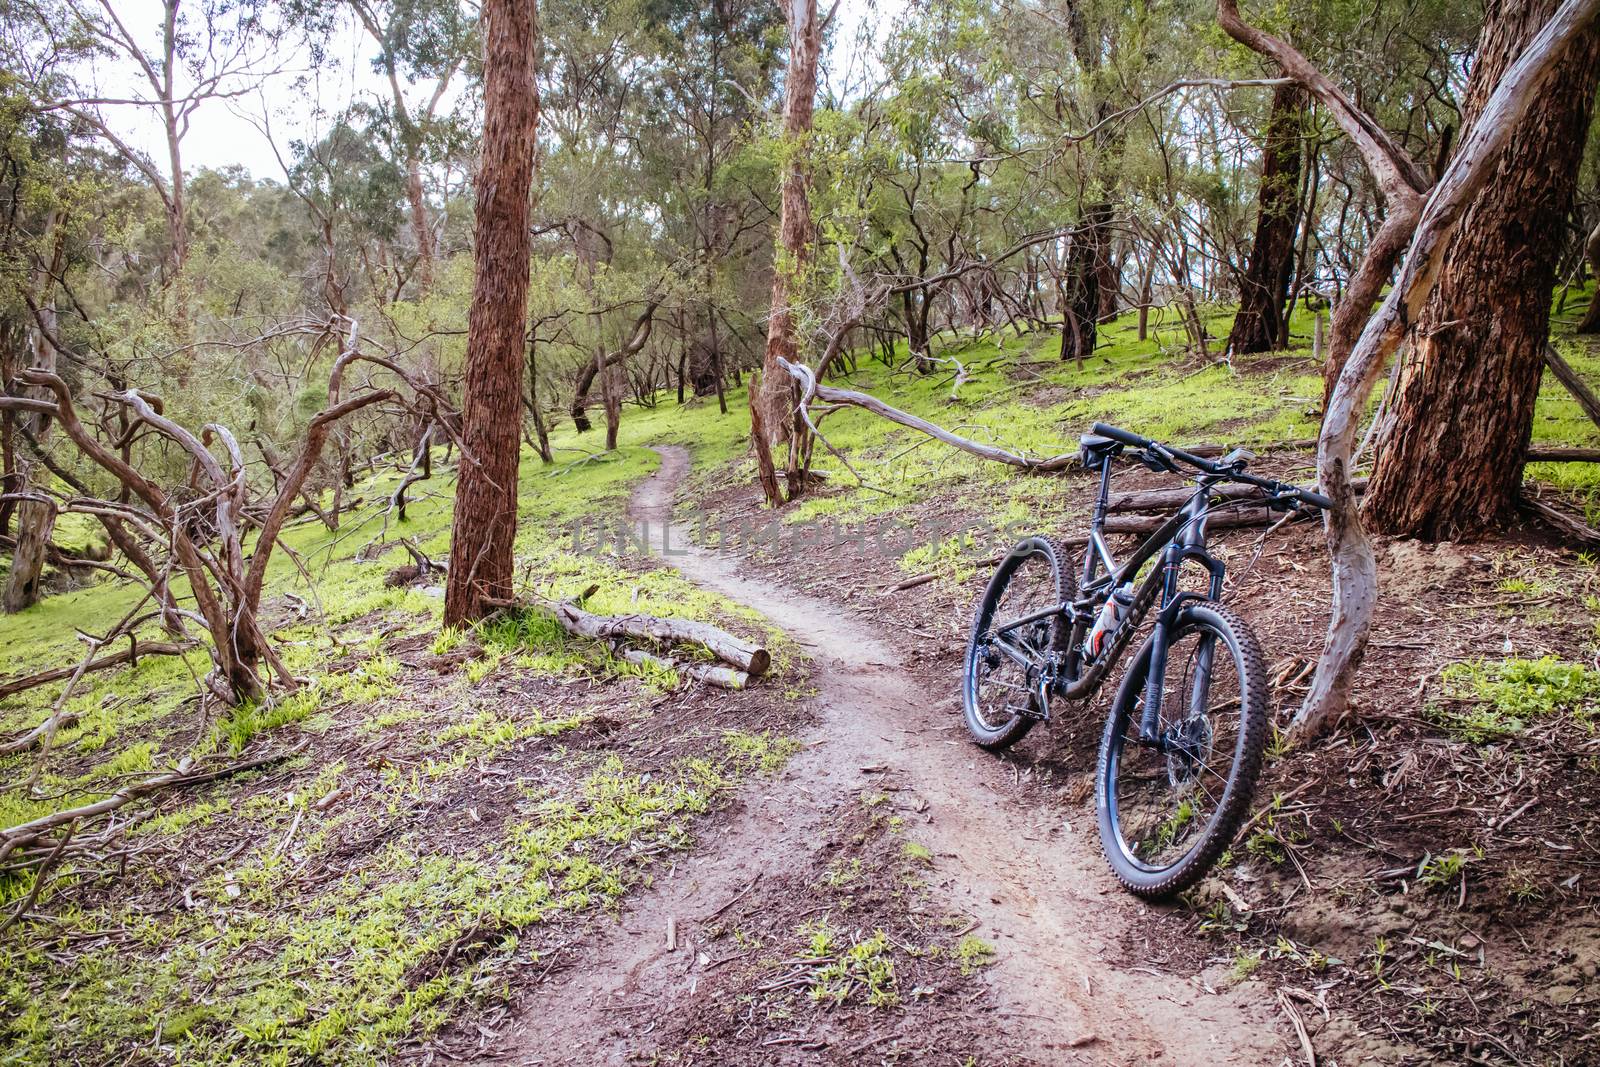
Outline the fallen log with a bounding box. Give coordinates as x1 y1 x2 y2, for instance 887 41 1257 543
0 639 196 701
1526 446 1600 463
554 601 770 677
1059 505 1309 547
1519 487 1600 547
617 648 749 689
1107 478 1368 513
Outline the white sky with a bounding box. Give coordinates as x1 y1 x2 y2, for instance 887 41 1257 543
89 0 902 184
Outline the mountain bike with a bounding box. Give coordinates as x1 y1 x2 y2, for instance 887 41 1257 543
961 422 1332 899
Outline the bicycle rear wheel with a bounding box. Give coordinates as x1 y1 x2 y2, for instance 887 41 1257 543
962 537 1065 750
1095 601 1268 899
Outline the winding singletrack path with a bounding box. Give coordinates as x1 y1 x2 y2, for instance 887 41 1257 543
488 445 1285 1065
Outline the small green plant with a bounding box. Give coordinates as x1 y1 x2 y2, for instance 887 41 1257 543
213 689 320 753
1433 657 1600 742
431 626 464 656
798 918 836 959
902 841 934 865
1415 847 1481 892
1229 948 1262 982
1140 798 1197 859
1197 900 1244 937
1506 866 1544 904
821 858 863 889
806 929 899 1008
723 731 801 776
464 653 501 684
954 935 995 976
1244 799 1307 866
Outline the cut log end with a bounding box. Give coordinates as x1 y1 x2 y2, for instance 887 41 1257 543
745 648 772 678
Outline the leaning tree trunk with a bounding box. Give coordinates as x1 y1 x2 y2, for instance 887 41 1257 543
1365 0 1600 540
755 0 822 505
443 0 539 627
1226 83 1307 355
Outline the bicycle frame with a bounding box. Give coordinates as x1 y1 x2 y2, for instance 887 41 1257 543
987 450 1228 745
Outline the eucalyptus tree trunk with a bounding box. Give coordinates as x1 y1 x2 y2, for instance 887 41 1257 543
443 0 539 627
1226 83 1307 355
1059 211 1106 364
3 212 65 613
755 0 821 505
1365 0 1600 540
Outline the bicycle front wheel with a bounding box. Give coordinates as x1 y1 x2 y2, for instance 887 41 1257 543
1095 602 1269 899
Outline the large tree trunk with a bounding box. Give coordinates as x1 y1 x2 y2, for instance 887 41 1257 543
443 0 539 627
755 0 822 505
3 211 64 613
1365 0 1600 540
1227 83 1307 355
1059 211 1106 364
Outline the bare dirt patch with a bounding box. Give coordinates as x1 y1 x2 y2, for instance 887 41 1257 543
486 445 1287 1066
671 441 1600 1066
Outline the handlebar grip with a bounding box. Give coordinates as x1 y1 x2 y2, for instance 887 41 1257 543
1297 488 1334 510
1090 422 1154 450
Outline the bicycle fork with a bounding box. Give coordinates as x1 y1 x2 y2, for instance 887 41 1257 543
1137 536 1225 746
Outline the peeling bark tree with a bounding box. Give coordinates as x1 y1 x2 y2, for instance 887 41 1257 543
444 0 539 627
1218 0 1600 739
1226 83 1306 355
1365 0 1600 540
754 0 822 505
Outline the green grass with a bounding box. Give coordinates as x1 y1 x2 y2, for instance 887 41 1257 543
0 731 800 1066
1430 656 1600 742
4 293 1599 1063
0 377 804 1065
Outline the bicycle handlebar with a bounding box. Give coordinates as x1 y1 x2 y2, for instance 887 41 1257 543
1090 421 1333 510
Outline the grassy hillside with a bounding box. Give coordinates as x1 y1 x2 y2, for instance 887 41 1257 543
1 298 1597 1064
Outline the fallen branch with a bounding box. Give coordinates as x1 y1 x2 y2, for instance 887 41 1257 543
777 357 1077 472
554 601 770 677
1543 343 1600 431
0 823 75 936
0 639 195 702
617 648 750 689
1059 506 1305 546
0 740 310 864
1526 446 1600 463
1519 487 1600 547
1106 478 1369 513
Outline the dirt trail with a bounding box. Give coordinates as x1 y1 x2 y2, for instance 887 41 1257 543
488 446 1285 1065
